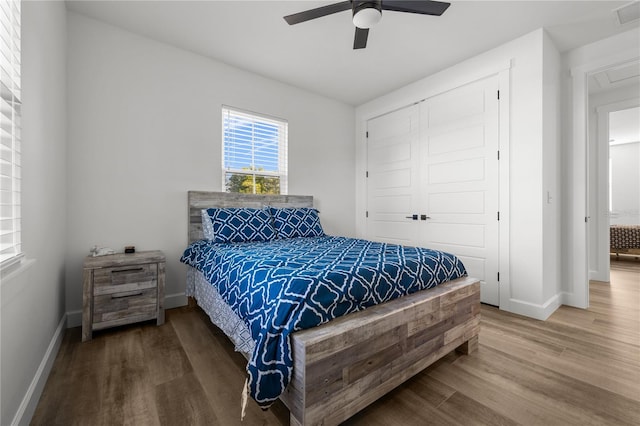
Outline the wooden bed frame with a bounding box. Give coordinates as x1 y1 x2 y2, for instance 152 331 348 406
187 191 480 426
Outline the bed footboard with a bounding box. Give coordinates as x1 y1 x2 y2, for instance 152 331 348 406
280 276 480 426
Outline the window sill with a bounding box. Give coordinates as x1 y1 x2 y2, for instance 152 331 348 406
1 255 35 284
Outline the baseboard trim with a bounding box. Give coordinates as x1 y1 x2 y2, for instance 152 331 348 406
165 292 187 309
559 291 588 309
505 294 562 321
66 309 82 328
589 268 610 282
11 313 66 426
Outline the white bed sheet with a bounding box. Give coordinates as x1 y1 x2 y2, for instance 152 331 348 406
186 266 255 355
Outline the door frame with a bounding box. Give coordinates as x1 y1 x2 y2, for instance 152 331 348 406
591 98 640 283
497 70 511 311
568 52 639 309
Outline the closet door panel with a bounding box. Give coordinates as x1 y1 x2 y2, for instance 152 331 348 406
365 104 420 246
419 76 500 306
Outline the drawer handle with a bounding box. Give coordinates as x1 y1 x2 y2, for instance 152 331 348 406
112 267 144 274
111 292 143 299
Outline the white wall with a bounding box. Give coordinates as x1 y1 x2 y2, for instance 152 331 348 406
65 12 355 322
0 2 67 425
610 142 640 225
355 29 562 319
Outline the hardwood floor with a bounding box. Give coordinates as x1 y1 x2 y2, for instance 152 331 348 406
31 260 640 425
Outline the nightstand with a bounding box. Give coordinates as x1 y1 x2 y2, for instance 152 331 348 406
82 250 165 342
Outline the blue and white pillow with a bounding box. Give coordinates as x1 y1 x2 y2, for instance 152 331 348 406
203 208 277 243
270 207 325 239
201 209 216 240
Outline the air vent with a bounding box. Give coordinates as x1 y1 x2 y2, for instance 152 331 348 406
614 2 640 25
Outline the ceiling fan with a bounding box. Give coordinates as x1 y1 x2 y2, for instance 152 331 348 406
283 0 451 49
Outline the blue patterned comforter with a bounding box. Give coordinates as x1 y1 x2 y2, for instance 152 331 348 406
180 236 466 407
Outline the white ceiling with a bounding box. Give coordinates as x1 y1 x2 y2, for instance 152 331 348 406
65 0 640 105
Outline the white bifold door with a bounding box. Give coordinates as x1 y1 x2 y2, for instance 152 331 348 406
366 75 500 306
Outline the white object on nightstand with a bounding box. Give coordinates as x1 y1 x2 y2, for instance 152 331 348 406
89 245 116 257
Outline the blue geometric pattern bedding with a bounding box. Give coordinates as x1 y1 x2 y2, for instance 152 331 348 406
270 207 324 238
180 236 466 408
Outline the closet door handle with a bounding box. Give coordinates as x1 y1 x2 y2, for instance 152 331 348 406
405 215 418 220
421 215 431 221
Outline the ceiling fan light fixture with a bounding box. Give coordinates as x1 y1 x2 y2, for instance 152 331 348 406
283 0 451 49
353 5 382 29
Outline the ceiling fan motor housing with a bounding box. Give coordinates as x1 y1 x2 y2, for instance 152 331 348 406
352 1 383 29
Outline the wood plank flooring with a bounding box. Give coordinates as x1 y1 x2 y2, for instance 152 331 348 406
31 259 640 425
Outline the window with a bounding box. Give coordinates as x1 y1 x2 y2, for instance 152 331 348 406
0 0 21 267
222 106 288 195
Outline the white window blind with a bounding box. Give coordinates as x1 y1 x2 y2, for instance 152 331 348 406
222 106 288 195
0 0 21 266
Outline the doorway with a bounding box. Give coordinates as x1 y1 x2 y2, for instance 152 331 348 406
569 55 639 310
587 62 640 284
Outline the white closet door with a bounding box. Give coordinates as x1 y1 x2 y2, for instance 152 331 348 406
366 104 420 246
418 76 500 305
364 76 500 306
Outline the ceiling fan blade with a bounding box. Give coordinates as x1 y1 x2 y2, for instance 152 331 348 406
284 1 352 25
381 0 450 16
353 27 369 49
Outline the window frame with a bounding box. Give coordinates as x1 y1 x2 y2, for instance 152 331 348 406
0 0 22 269
221 105 288 195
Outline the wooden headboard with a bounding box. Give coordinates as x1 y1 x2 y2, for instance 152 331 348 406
188 191 314 243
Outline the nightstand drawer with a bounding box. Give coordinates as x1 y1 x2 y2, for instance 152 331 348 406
93 287 158 328
82 250 165 342
93 264 157 296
